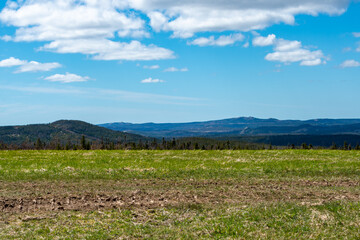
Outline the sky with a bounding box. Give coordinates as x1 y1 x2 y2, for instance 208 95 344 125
0 0 360 125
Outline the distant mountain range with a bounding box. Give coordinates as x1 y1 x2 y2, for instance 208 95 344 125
0 120 147 145
100 117 360 138
2 117 360 148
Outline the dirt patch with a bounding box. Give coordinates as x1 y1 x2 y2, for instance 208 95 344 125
1 179 359 213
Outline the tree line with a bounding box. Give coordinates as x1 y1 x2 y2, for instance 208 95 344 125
0 136 359 150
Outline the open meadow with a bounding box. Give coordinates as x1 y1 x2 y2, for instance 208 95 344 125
0 150 360 239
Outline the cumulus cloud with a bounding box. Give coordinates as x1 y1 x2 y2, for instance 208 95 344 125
141 77 165 83
252 34 276 46
353 32 360 38
340 60 360 68
44 73 90 83
254 34 326 66
132 0 349 38
143 65 160 69
0 0 141 41
0 0 350 62
0 0 350 45
0 57 26 67
164 67 188 72
189 33 244 47
0 57 61 72
0 0 174 61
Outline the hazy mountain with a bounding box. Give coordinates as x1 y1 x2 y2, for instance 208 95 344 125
216 135 360 148
100 117 360 138
0 120 148 145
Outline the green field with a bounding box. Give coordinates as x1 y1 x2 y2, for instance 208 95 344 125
1 150 360 239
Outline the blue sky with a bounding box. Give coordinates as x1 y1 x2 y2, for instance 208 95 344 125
0 0 360 125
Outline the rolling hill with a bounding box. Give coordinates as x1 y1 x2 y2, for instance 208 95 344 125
0 120 148 145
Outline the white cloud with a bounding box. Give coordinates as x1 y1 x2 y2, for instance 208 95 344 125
0 0 174 61
148 11 168 32
141 77 164 83
1 35 12 41
1 0 349 47
0 57 26 67
143 65 160 69
189 33 244 47
0 57 61 72
274 39 302 51
0 0 142 41
44 73 90 83
266 47 325 66
164 67 188 72
340 60 360 68
300 59 323 66
252 34 276 46
16 61 61 73
118 29 150 38
41 39 174 61
133 0 349 38
253 34 326 66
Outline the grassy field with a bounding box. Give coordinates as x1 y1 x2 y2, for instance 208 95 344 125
0 150 359 239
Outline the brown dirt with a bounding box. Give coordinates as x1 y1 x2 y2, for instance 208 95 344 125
1 179 359 213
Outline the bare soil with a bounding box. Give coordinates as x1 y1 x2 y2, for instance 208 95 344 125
1 179 359 213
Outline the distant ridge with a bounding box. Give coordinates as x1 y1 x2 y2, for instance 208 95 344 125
100 117 360 138
1 118 360 148
0 120 148 145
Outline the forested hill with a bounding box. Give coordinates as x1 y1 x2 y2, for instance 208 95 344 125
100 117 360 138
0 120 148 145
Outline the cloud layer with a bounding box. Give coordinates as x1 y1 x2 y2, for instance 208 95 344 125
0 0 351 68
137 0 349 38
0 0 350 55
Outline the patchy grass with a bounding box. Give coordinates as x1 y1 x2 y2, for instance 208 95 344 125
0 150 359 239
1 202 360 239
0 150 360 181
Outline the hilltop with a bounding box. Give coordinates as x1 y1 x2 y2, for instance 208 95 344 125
0 120 148 145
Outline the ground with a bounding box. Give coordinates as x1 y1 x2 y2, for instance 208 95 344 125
0 150 359 239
